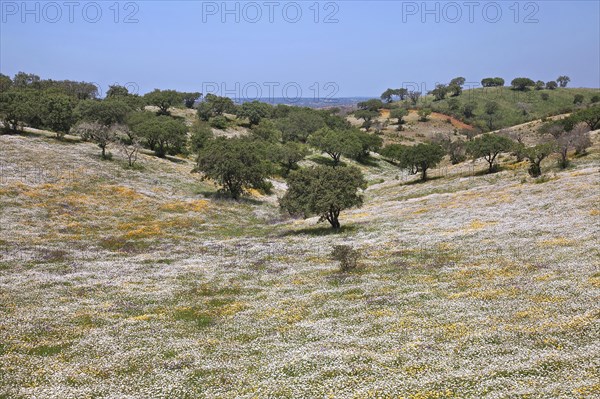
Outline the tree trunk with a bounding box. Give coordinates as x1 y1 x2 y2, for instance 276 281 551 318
421 167 427 181
327 209 341 229
101 145 106 159
559 153 568 169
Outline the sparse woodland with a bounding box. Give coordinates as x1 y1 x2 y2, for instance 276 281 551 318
1 72 600 398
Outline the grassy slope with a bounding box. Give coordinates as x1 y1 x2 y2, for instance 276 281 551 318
418 87 600 131
1 132 599 398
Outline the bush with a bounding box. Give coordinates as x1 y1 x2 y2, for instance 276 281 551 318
417 108 432 122
210 115 228 130
331 245 360 272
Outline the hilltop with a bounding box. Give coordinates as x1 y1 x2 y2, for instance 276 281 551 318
417 86 599 131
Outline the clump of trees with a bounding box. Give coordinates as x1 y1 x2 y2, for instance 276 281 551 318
197 94 235 121
430 77 465 101
542 113 593 168
380 88 408 103
308 127 382 165
381 143 444 181
128 112 188 157
433 133 466 164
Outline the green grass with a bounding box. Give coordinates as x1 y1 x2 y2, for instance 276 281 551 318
415 87 599 131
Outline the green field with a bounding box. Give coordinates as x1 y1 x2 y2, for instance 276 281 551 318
417 87 600 131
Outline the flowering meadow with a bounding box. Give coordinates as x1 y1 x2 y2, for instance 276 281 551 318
1 134 599 398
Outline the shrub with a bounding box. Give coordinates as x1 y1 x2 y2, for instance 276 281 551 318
390 108 408 124
190 121 214 153
210 115 228 130
331 245 360 272
417 108 432 122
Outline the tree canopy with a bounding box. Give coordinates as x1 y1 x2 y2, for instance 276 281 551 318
128 111 188 157
280 165 367 229
466 133 514 173
511 78 536 91
481 77 504 87
195 137 273 199
144 89 183 115
236 101 273 126
382 143 444 181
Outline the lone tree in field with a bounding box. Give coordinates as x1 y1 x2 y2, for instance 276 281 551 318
195 137 273 200
467 133 514 173
73 122 127 159
556 76 571 88
280 165 367 229
524 142 555 177
535 80 545 90
390 108 408 123
385 143 445 181
433 133 466 165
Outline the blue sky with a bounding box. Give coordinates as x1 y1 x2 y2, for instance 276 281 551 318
1 1 599 98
